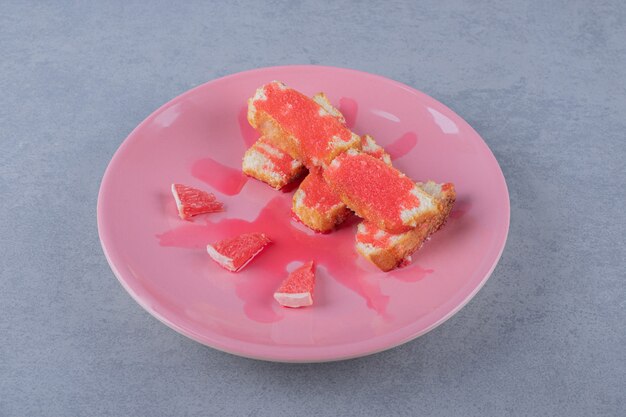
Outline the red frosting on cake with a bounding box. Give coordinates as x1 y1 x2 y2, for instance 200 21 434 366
324 152 421 232
356 222 391 247
364 147 386 161
253 137 298 178
300 168 343 210
254 83 353 165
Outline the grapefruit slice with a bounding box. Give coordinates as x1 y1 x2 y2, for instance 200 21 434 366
274 261 316 308
171 184 223 220
206 233 271 272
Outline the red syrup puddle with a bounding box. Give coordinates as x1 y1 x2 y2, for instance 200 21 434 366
386 132 418 160
191 158 248 196
158 196 434 323
238 105 258 147
339 97 358 128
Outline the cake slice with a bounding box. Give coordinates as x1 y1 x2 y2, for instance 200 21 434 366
247 81 361 168
324 150 440 233
241 92 341 189
298 92 391 165
171 184 224 220
274 261 316 308
416 181 456 233
355 182 456 271
206 233 271 272
242 136 306 189
292 168 352 232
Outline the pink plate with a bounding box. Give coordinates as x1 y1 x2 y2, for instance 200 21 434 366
98 65 509 362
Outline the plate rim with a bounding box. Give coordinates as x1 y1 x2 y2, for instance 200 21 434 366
97 64 510 362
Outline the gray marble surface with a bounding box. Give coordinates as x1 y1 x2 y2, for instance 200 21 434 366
1 1 624 416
